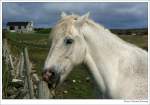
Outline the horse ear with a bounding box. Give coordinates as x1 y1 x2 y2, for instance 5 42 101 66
61 12 67 18
77 12 90 25
71 12 74 15
82 12 90 19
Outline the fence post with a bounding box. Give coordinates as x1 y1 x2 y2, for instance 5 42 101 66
3 39 15 78
19 52 24 78
38 81 53 99
24 47 34 99
8 55 14 70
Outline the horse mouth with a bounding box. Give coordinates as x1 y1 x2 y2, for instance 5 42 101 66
42 69 61 89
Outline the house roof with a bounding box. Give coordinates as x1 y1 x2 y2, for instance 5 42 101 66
7 22 31 26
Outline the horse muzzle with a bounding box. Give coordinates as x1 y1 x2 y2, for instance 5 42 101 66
42 68 60 88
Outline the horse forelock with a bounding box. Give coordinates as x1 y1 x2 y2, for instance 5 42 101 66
51 15 109 40
51 16 78 38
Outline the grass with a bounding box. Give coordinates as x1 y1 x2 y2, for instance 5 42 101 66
28 48 49 76
119 35 148 50
2 61 10 98
56 65 97 99
6 32 49 47
3 31 148 99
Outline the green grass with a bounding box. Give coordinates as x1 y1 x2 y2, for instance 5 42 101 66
3 31 148 99
56 65 97 99
6 32 49 47
28 48 49 76
2 61 10 98
119 35 148 50
7 32 49 41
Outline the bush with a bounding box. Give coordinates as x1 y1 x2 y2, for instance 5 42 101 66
34 28 52 34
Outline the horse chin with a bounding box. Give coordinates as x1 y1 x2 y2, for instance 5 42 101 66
47 64 72 89
47 74 61 89
48 83 57 89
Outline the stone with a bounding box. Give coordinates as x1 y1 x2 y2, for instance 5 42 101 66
63 90 68 94
72 80 76 83
86 77 90 81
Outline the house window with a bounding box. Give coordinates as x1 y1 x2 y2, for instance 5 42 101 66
10 26 14 30
18 26 21 29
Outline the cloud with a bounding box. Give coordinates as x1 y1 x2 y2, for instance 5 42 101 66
2 2 148 29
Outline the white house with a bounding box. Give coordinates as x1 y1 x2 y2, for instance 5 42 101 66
7 21 34 33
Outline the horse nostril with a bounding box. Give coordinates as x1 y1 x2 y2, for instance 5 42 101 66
43 67 60 88
43 68 56 78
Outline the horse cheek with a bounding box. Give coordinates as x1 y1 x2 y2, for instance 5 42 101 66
73 44 85 65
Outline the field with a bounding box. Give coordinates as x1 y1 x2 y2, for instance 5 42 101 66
3 29 148 99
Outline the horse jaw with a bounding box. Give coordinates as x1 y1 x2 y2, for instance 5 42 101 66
55 63 73 88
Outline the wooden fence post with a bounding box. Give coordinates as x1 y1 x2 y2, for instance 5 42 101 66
24 48 34 99
8 55 14 70
38 81 53 99
3 39 15 78
19 52 24 78
3 38 55 99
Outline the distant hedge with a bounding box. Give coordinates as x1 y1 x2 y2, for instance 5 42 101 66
110 28 148 35
34 28 52 34
34 28 148 35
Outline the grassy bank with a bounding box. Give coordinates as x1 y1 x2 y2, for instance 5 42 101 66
3 31 148 99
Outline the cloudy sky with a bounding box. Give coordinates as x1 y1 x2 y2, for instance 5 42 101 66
3 2 148 29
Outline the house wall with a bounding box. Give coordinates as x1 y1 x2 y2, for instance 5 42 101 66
26 22 34 32
7 26 10 31
7 21 34 33
15 26 18 32
7 26 16 32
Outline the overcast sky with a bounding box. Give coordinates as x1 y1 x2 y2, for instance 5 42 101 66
2 2 148 29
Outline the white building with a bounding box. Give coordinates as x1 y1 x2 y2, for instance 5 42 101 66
7 21 34 33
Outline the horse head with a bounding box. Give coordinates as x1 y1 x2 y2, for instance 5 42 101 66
43 12 90 88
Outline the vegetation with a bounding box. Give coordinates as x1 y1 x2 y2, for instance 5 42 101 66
34 28 52 34
119 35 148 50
3 28 148 99
110 28 148 35
2 61 10 98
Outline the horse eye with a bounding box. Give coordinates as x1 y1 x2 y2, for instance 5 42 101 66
74 18 77 20
64 38 74 45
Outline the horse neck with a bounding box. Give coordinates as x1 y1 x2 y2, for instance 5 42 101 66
82 22 125 65
82 23 125 96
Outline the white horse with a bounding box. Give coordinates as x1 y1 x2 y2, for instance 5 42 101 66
43 12 148 99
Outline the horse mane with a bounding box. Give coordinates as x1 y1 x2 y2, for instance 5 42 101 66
51 15 110 37
80 15 147 53
85 19 109 32
50 15 146 52
83 17 129 45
